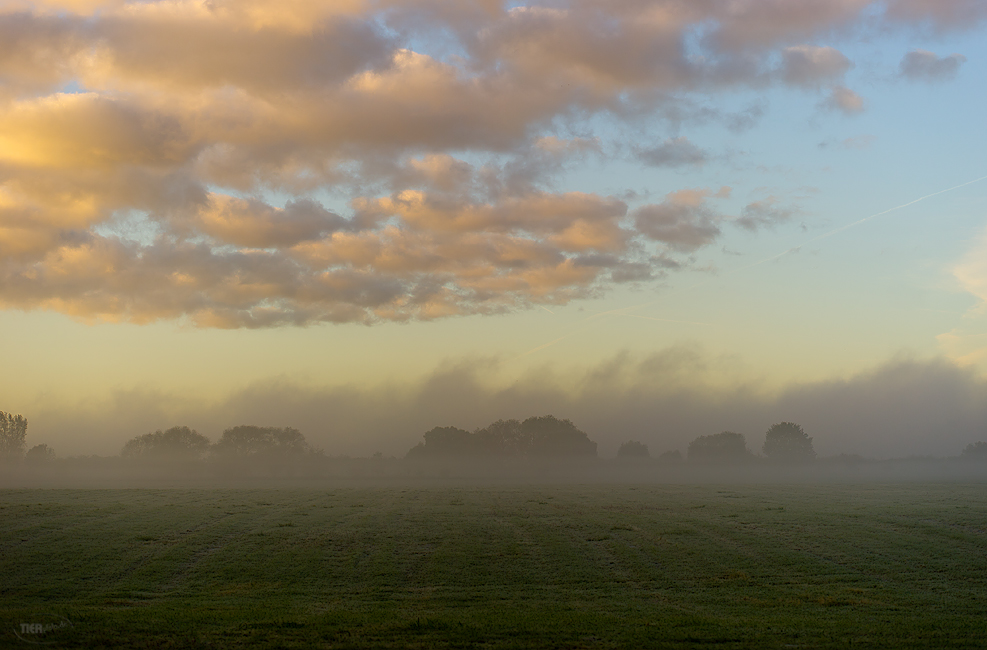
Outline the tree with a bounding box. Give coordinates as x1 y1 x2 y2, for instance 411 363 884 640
687 432 751 462
475 419 524 455
210 426 322 477
407 416 598 459
122 426 211 460
762 422 815 462
25 444 56 465
658 449 683 462
212 425 311 458
520 415 597 457
961 441 987 459
617 440 649 458
0 411 28 462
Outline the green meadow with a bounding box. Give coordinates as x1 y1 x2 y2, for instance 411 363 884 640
2 484 986 648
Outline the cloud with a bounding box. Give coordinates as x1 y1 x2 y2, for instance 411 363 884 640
899 49 967 81
885 0 987 29
633 188 728 252
724 102 767 133
701 0 872 52
189 195 348 248
734 197 799 231
939 227 987 367
779 45 852 87
24 349 987 460
636 136 708 168
953 230 987 308
0 0 974 327
820 85 865 114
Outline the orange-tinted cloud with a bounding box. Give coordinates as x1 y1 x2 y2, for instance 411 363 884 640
820 85 865 114
633 188 727 252
0 0 971 326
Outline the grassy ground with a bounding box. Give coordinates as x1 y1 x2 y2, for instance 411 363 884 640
2 484 986 648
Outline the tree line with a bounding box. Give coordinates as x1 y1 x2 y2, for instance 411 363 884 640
3 408 987 465
122 425 321 462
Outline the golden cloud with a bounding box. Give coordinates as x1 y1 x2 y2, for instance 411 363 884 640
0 0 972 326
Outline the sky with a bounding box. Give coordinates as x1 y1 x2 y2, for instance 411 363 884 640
1 0 986 458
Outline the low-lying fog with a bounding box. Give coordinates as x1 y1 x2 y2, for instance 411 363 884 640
16 351 987 462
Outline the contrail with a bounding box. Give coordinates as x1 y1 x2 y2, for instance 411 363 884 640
735 172 987 274
514 333 575 359
515 173 987 358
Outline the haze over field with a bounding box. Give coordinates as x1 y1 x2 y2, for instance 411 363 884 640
1 0 986 458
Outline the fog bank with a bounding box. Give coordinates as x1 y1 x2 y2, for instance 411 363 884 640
21 348 987 459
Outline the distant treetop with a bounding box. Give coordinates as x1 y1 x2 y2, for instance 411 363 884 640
617 440 649 458
762 422 815 463
687 431 751 462
25 444 56 464
122 426 211 460
961 441 987 459
213 425 313 457
407 415 597 459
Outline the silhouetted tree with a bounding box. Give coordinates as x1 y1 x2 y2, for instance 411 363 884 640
211 425 322 476
520 416 597 457
687 431 751 462
25 444 55 465
0 411 28 462
476 419 524 455
213 425 311 458
762 422 815 462
406 427 474 458
407 415 597 459
961 441 987 459
617 440 649 458
122 426 211 461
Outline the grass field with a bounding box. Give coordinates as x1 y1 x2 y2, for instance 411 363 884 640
2 483 987 648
